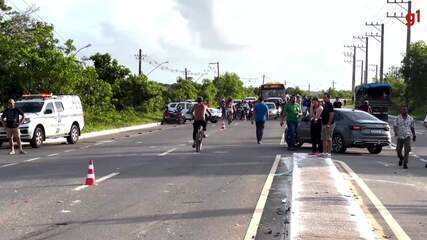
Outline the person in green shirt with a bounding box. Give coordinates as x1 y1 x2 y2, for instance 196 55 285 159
280 95 302 150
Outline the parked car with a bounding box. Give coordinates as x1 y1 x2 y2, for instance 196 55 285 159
167 102 178 111
161 107 186 125
266 97 284 113
265 102 280 119
207 108 222 123
175 102 196 120
0 94 84 148
295 109 391 154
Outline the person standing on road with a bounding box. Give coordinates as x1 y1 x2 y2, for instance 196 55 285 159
424 114 427 128
310 97 323 154
192 97 209 148
321 94 335 157
393 106 416 169
333 97 342 108
280 95 302 151
359 100 373 114
1 99 26 155
251 97 269 144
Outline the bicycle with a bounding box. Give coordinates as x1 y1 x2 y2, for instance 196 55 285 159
195 125 204 152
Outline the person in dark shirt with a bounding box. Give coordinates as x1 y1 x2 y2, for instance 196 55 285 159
1 99 26 155
359 100 373 114
333 97 342 108
321 94 335 156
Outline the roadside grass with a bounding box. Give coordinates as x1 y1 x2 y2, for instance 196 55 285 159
83 108 162 133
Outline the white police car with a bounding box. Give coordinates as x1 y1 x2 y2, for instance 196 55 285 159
0 94 85 148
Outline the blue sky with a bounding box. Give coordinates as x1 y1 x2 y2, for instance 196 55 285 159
6 0 427 91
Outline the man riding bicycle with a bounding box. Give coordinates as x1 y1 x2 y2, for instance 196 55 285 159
192 97 210 148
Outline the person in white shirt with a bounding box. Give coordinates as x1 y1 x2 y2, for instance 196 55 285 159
393 106 416 169
424 114 427 128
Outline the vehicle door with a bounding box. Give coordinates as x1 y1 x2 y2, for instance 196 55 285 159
43 102 59 136
298 116 311 142
55 101 67 134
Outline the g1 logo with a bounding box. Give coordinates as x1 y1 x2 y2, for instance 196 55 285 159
406 9 421 26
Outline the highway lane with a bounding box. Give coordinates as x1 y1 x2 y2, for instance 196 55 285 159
0 120 286 240
333 120 427 240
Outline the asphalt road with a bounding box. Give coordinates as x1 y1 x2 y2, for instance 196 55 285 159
0 121 285 240
0 119 425 240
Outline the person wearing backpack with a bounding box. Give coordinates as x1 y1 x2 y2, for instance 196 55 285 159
1 99 26 155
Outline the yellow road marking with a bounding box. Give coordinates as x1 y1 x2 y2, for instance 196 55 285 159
336 161 389 240
336 160 411 240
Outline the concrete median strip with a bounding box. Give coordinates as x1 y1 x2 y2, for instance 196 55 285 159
290 153 376 240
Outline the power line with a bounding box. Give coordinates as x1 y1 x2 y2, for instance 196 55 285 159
16 0 69 42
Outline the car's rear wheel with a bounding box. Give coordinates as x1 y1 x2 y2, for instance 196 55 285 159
30 127 44 148
367 145 382 154
332 134 347 153
67 124 80 144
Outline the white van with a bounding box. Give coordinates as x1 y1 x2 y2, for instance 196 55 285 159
0 94 85 148
175 101 196 120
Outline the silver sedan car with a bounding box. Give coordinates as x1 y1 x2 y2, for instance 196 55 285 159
296 108 391 154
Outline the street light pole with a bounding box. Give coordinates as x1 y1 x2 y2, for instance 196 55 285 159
71 44 91 57
146 61 169 76
209 62 220 80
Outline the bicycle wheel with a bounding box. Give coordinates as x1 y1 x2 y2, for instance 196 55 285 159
196 128 202 152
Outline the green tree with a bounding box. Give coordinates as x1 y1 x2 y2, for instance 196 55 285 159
89 53 131 85
401 41 427 109
199 79 217 104
214 72 245 99
168 77 199 101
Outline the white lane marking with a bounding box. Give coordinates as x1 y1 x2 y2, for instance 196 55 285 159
418 158 427 163
137 141 143 144
64 149 76 153
0 163 18 168
80 146 90 149
158 148 177 156
280 132 285 145
60 210 71 213
365 178 416 187
47 153 59 157
244 154 281 240
24 157 41 162
101 140 114 143
376 161 393 167
73 172 120 191
93 142 105 146
337 161 411 240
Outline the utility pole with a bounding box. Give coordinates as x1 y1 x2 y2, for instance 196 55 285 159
209 62 220 80
353 36 369 84
135 49 144 76
366 22 385 82
387 0 412 106
360 60 364 85
344 45 359 103
262 74 265 85
185 68 188 80
332 80 336 90
308 83 311 95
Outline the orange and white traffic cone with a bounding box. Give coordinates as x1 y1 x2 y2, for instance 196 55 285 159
85 160 96 186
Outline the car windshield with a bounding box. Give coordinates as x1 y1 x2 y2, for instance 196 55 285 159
266 103 276 109
344 111 379 121
16 102 44 113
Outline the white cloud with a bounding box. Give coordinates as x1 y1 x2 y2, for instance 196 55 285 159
7 0 427 90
